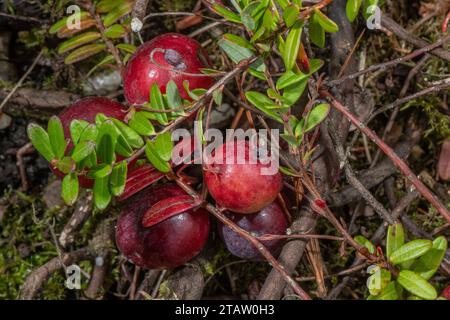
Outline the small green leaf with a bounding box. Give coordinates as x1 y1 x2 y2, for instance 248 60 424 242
282 80 308 106
116 43 137 54
213 4 242 24
155 132 174 162
96 0 123 13
61 173 79 206
389 239 433 265
96 121 117 164
70 120 90 145
413 236 448 280
145 140 171 173
386 223 405 259
346 0 362 22
64 44 106 65
129 112 155 136
55 156 75 174
276 59 323 90
93 176 111 210
282 20 303 71
87 164 112 179
302 103 330 133
397 270 437 300
367 281 398 300
78 124 98 143
166 80 182 109
314 8 339 33
111 118 144 148
241 2 258 30
223 33 254 50
309 13 325 48
245 91 283 123
150 83 168 125
49 12 90 34
110 161 127 196
366 266 391 295
283 4 299 27
27 123 55 162
103 1 133 27
104 24 127 38
57 32 101 54
71 140 95 162
115 135 133 157
218 38 254 64
47 116 66 159
355 235 375 254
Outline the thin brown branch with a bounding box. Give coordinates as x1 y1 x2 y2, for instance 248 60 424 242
320 89 450 224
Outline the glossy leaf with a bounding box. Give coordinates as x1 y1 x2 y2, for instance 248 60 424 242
61 172 79 206
366 266 391 295
245 91 284 123
129 112 155 136
57 32 101 54
71 140 95 162
27 123 55 162
355 235 376 254
70 119 90 145
47 116 66 159
413 236 448 280
96 121 117 164
282 79 308 107
49 12 90 34
346 0 362 22
145 140 171 173
276 59 323 90
104 24 127 38
150 83 168 125
212 4 242 24
314 8 339 33
397 270 437 300
302 103 331 133
389 239 433 265
93 176 111 210
282 20 303 71
110 161 127 196
386 223 405 259
87 164 112 179
142 195 199 228
111 118 144 148
116 43 137 54
283 4 299 27
367 281 398 300
64 44 106 64
57 18 96 38
166 80 182 109
155 132 174 162
223 33 254 50
309 13 325 48
78 124 98 143
218 38 253 64
103 1 133 27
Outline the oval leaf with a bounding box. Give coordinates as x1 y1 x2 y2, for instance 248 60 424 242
314 8 339 33
346 0 362 22
103 1 133 27
47 116 66 160
413 236 448 280
93 176 111 210
27 123 55 162
386 222 405 259
57 31 101 54
64 44 106 64
71 140 96 162
104 24 127 38
389 239 433 265
145 141 171 173
61 172 79 206
109 161 128 196
282 20 303 71
397 270 437 300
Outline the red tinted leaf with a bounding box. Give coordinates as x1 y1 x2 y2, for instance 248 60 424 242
438 139 450 181
117 164 164 201
297 43 310 74
142 195 201 228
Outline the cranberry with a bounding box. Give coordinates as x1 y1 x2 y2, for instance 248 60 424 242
54 97 128 187
203 140 282 214
442 285 450 300
218 201 288 260
122 33 214 104
115 184 210 269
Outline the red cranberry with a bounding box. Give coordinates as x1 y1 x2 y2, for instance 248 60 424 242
203 140 282 214
442 285 450 300
218 201 288 260
115 184 210 269
122 33 214 104
54 97 128 187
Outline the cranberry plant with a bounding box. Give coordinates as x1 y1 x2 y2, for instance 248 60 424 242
356 223 447 300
